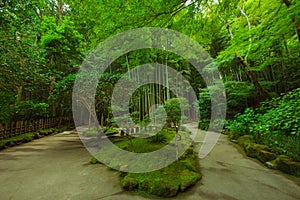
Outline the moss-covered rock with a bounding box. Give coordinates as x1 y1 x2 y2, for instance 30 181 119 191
180 169 201 192
265 161 277 169
120 153 201 197
139 179 179 197
244 143 269 158
276 156 300 177
266 155 287 169
257 150 277 163
90 156 102 164
37 129 53 137
237 135 253 148
104 127 119 136
179 146 194 160
92 128 201 197
121 175 139 191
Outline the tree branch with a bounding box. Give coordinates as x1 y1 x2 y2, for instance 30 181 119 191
238 6 252 61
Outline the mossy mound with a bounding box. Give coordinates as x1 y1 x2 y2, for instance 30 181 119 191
233 135 300 177
237 135 253 148
92 128 201 197
244 142 269 158
257 150 277 163
0 132 35 149
34 128 58 139
121 147 201 197
272 156 300 177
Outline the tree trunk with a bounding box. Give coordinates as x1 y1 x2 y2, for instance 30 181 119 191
49 74 56 95
175 126 179 160
296 23 300 48
35 7 43 22
221 8 270 100
56 0 64 25
16 86 23 104
236 53 270 99
59 105 64 126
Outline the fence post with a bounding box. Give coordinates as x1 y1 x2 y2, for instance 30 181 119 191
0 123 3 139
11 121 16 137
16 121 19 136
20 121 23 135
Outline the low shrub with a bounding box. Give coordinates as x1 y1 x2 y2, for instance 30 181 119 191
198 119 210 130
149 132 167 144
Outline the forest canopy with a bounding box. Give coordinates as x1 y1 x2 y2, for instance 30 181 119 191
0 0 300 124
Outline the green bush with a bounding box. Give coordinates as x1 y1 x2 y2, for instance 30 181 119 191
196 89 211 119
149 132 167 144
198 119 210 130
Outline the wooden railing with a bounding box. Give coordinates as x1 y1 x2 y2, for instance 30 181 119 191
0 117 73 139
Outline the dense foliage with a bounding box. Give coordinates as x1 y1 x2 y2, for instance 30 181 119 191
1 1 300 161
227 88 300 161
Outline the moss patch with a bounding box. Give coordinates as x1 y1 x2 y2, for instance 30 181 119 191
237 135 253 148
0 126 72 150
92 128 201 197
257 150 277 163
244 142 269 158
120 147 201 197
274 156 300 177
0 132 35 149
233 134 300 177
90 156 102 164
104 127 119 136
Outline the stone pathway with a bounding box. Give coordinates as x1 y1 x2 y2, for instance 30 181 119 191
0 126 299 200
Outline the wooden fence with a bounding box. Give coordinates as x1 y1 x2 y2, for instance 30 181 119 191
0 117 73 139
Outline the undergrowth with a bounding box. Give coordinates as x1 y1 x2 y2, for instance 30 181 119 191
227 88 300 161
